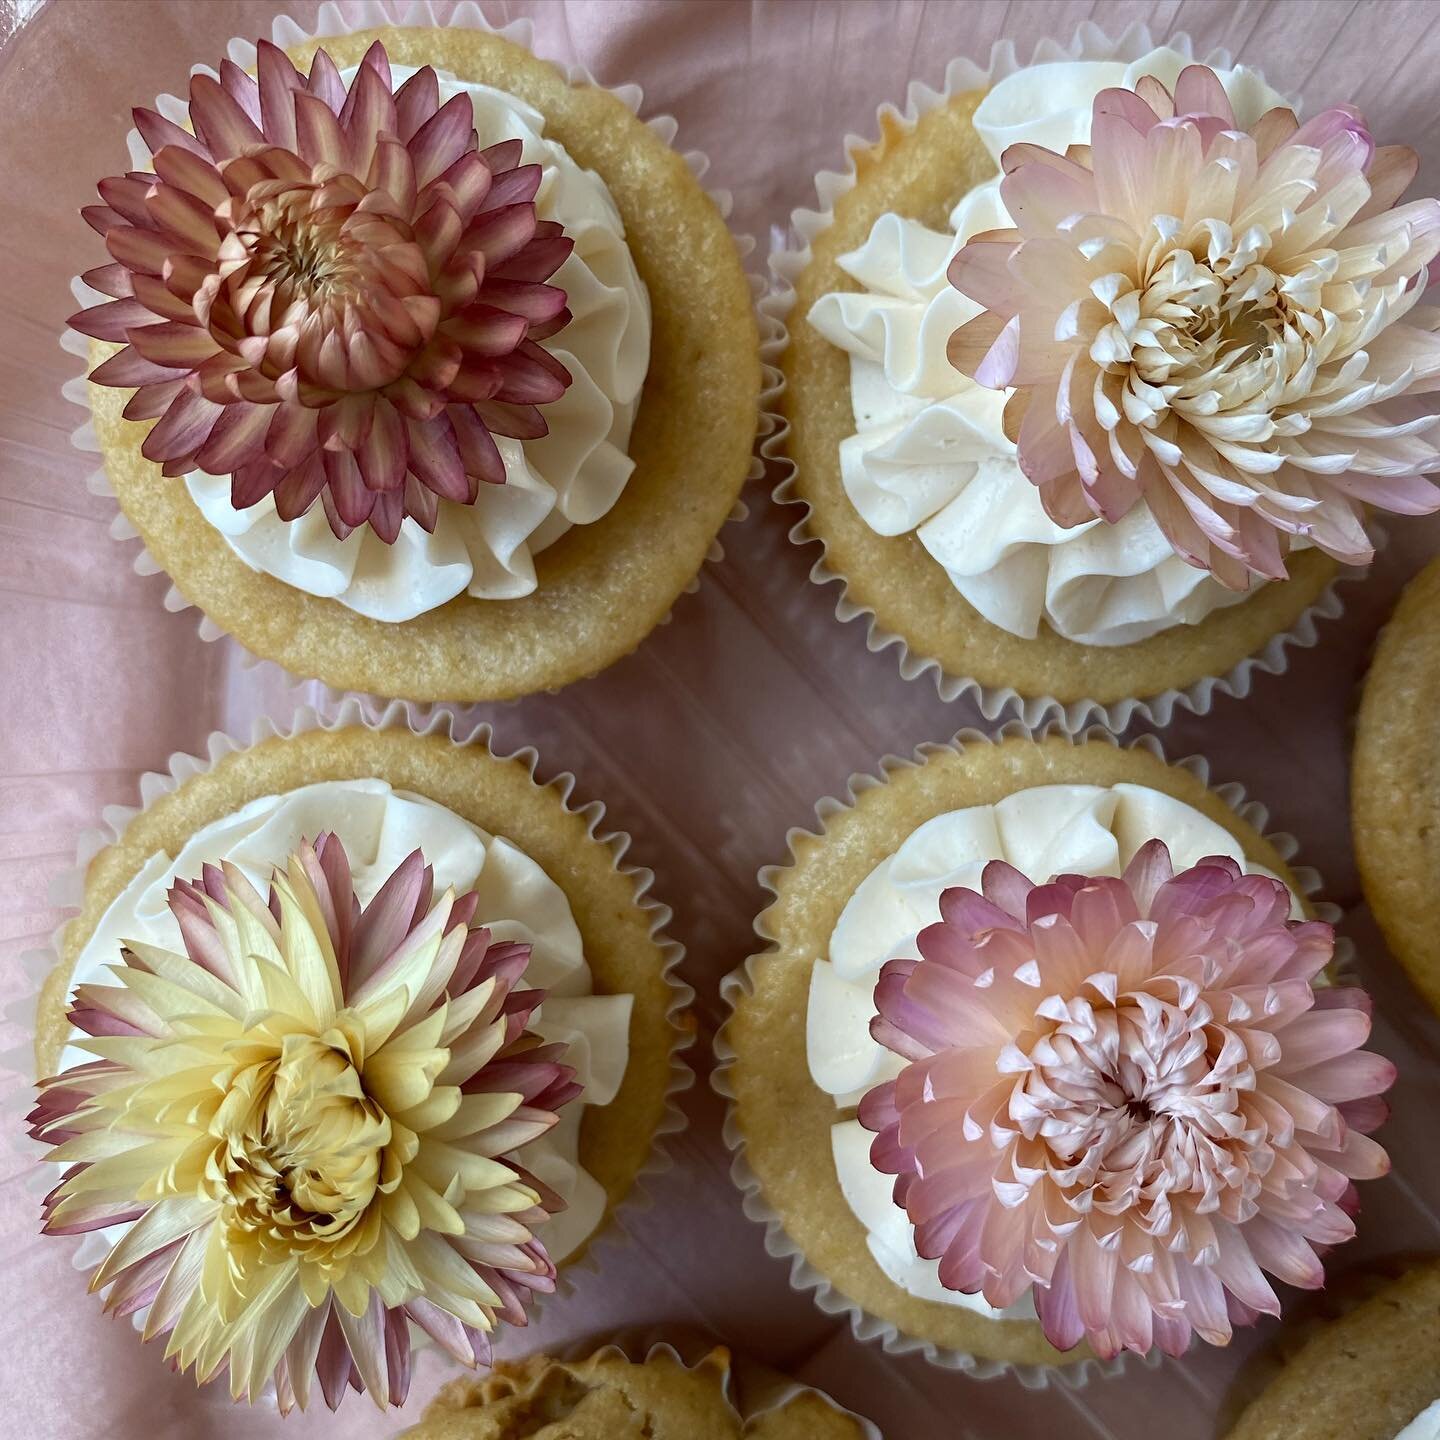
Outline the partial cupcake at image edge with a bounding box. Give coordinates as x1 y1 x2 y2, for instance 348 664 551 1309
767 24 1440 728
1220 1257 1440 1440
716 729 1395 1382
25 704 689 1413
67 3 761 701
1354 553 1440 1017
399 1339 880 1439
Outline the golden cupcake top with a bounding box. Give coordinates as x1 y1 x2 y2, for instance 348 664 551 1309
401 1347 872 1440
72 22 759 702
723 734 1395 1371
27 719 688 1415
782 43 1440 713
1223 1259 1440 1440
1354 553 1440 1016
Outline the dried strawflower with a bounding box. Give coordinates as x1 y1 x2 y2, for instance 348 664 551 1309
860 841 1393 1358
30 834 579 1410
71 40 574 542
948 65 1440 586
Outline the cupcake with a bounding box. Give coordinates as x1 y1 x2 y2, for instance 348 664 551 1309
27 715 685 1411
1354 555 1440 1014
401 1343 877 1439
1222 1259 1440 1440
775 39 1440 723
69 15 759 701
719 732 1393 1377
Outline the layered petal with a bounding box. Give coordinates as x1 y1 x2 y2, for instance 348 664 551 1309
72 40 574 543
30 832 576 1410
861 841 1391 1357
947 67 1440 583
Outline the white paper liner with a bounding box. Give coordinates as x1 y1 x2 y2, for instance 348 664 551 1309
60 0 760 691
8 695 694 1407
759 19 1369 734
712 720 1351 1389
460 1334 883 1437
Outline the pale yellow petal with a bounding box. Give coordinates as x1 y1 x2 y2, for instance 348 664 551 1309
425 1090 522 1143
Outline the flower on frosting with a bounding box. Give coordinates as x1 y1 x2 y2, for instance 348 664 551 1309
70 40 574 543
947 65 1440 586
29 834 580 1410
859 841 1393 1358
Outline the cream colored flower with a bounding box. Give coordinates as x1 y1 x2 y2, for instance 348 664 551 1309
948 65 1440 585
31 834 579 1411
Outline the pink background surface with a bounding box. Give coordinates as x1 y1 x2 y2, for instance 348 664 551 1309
4 1 1440 1436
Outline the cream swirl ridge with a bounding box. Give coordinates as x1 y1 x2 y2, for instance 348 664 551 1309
806 782 1298 1317
807 49 1294 646
186 68 652 622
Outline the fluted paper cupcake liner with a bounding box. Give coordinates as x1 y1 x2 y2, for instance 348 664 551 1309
8 694 693 1400
61 0 758 689
760 20 1366 734
712 719 1348 1388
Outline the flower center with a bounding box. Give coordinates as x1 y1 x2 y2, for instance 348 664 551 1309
1087 219 1324 438
1012 985 1262 1228
209 166 432 390
209 1027 391 1255
229 180 366 303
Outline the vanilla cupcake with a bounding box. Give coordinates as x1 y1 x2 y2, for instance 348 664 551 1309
1223 1259 1440 1440
776 40 1440 723
719 732 1393 1377
402 1343 877 1439
28 717 685 1412
1354 554 1440 1014
70 16 759 700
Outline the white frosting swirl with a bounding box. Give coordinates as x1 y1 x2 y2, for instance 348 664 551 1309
186 68 652 622
63 778 632 1265
1397 1400 1440 1440
807 49 1293 646
807 782 1298 1316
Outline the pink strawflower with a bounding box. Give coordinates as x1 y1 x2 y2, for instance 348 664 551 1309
71 40 574 543
30 834 580 1411
947 65 1440 587
860 841 1394 1359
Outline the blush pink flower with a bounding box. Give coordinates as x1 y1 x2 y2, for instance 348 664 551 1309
70 40 574 543
947 65 1440 587
30 834 580 1411
859 841 1394 1359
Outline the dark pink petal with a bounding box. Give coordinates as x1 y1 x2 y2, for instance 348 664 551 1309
393 65 441 142
465 203 540 271
133 106 207 160
339 55 399 176
305 46 347 114
294 90 347 169
357 400 409 493
196 401 273 473
188 72 265 160
123 379 188 421
405 412 470 501
128 321 221 369
255 39 304 150
321 447 374 529
409 93 478 190
451 405 506 486
141 388 224 463
218 58 262 126
69 298 154 342
472 398 548 441
230 457 283 508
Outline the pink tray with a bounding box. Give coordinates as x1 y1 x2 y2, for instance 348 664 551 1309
4 3 1440 1436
